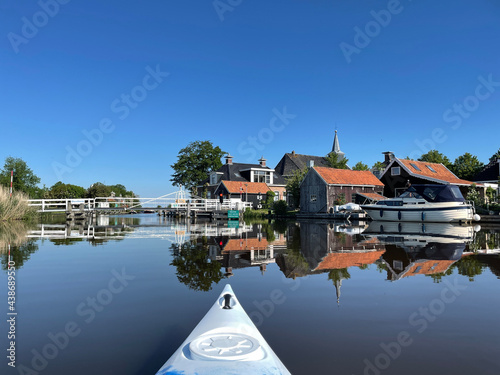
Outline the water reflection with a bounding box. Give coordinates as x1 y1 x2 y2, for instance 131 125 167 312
0 220 39 270
3 215 500 288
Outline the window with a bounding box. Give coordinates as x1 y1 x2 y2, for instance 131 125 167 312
426 165 437 173
254 170 270 183
410 163 421 171
393 260 403 271
274 191 279 201
391 167 400 176
352 193 357 203
210 174 217 185
310 194 317 202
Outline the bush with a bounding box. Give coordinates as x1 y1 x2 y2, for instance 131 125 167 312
273 200 288 216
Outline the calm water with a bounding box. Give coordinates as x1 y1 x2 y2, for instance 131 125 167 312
1 215 499 375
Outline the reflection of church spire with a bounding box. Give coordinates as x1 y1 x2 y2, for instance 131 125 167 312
334 278 342 305
330 130 345 161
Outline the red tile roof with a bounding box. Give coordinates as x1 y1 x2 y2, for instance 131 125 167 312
315 250 385 270
402 260 456 277
398 159 476 185
221 181 271 194
313 167 384 186
223 238 269 251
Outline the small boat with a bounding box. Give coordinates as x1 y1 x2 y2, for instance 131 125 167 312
155 284 291 375
360 184 481 223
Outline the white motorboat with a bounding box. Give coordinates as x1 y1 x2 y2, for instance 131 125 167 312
361 184 480 223
155 284 291 375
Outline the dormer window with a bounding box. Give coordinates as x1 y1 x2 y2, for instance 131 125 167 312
254 170 271 183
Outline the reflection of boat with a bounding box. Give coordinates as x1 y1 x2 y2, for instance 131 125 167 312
361 184 480 223
155 284 291 375
364 221 477 243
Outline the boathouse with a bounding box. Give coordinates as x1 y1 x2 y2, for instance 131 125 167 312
214 180 271 209
299 167 385 214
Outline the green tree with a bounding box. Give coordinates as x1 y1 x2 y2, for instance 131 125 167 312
418 150 452 169
0 157 41 198
372 161 385 171
325 153 349 169
49 182 86 199
264 191 275 209
352 161 369 171
86 182 111 198
466 184 482 206
286 168 308 208
489 148 500 163
451 153 484 181
171 141 225 195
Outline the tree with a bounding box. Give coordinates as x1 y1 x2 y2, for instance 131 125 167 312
489 148 500 163
86 182 111 198
171 141 225 195
325 153 349 169
352 162 369 171
49 182 86 199
0 157 41 198
372 161 385 171
451 153 484 181
286 168 308 208
418 150 452 169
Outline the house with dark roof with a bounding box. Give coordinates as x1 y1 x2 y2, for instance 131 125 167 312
473 158 500 197
197 154 286 206
300 166 385 213
275 130 347 179
379 154 482 198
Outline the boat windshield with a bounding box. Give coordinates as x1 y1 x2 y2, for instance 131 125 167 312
402 185 465 203
399 188 423 199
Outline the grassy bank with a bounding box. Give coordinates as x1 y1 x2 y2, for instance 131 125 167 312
0 186 37 221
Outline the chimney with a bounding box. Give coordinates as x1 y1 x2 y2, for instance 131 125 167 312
225 154 233 165
382 151 395 166
259 156 267 167
309 160 314 168
291 150 295 156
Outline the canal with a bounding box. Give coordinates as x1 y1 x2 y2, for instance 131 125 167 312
1 215 499 375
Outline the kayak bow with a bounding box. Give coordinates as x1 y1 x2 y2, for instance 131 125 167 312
155 284 291 375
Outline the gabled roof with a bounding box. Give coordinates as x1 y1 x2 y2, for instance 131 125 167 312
313 167 384 186
392 158 476 186
274 153 330 177
473 159 500 182
220 180 271 194
223 238 269 252
315 250 385 271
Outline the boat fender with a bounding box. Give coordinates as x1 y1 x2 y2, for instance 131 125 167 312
398 211 401 220
223 294 233 309
421 212 425 221
473 214 481 221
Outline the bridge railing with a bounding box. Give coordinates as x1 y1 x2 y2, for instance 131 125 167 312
27 198 96 213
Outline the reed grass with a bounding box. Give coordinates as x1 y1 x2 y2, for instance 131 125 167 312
0 186 37 221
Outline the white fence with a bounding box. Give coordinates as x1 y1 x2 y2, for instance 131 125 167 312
27 197 253 213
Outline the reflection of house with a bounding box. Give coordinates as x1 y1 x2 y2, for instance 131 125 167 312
380 153 481 198
380 242 465 281
207 232 288 276
300 167 384 213
197 154 286 202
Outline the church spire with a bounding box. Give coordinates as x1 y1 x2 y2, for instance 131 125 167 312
330 130 345 161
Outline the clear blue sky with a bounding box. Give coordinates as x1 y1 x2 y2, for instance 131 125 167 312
1 0 499 197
